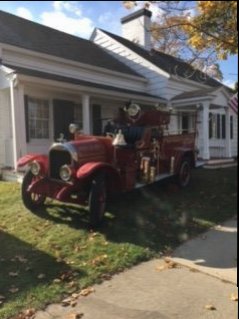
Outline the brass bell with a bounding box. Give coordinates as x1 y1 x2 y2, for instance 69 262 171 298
112 129 127 146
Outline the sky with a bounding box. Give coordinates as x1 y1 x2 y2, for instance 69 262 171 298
0 1 237 88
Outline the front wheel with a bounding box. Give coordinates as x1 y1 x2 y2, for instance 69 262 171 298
88 174 107 227
22 170 46 210
176 159 191 187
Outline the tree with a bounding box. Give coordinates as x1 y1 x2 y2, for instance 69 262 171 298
123 1 238 81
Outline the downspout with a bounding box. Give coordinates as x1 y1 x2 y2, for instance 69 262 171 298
9 73 19 170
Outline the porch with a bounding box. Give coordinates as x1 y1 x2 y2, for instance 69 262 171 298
171 87 237 161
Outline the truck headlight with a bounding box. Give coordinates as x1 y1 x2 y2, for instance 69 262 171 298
59 165 72 182
30 161 41 176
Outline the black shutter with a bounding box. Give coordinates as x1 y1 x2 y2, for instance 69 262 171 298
221 114 225 139
53 99 75 141
24 95 29 142
217 114 221 138
92 104 102 135
209 112 212 138
230 116 233 139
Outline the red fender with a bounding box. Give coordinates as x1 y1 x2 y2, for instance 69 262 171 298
17 154 48 174
76 162 121 192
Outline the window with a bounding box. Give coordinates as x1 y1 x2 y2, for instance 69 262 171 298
209 113 226 139
28 98 49 139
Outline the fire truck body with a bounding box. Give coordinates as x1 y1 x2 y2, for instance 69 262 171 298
17 106 197 226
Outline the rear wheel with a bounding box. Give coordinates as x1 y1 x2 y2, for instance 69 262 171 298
22 170 46 210
176 159 191 187
88 174 107 227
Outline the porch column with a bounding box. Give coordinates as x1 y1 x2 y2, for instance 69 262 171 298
202 101 210 160
10 78 27 170
82 94 91 134
225 106 232 158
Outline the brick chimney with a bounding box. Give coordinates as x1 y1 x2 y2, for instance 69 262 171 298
121 8 152 51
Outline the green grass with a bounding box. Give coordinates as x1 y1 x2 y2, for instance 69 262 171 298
0 167 237 318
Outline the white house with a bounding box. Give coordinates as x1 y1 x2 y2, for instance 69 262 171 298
0 9 237 171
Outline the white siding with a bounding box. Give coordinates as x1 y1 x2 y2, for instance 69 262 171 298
93 30 169 98
166 79 207 100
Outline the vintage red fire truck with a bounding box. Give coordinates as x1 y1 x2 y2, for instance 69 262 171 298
17 104 198 226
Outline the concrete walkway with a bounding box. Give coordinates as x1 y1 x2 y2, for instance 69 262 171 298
35 218 238 319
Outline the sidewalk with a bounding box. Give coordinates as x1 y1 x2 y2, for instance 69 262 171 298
35 218 238 319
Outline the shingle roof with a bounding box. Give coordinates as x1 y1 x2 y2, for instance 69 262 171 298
100 29 223 88
0 10 142 79
6 64 165 101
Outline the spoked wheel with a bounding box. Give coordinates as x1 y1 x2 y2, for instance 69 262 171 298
22 170 46 210
88 174 107 227
176 159 191 187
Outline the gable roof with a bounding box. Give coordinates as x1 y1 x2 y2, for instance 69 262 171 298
99 29 223 88
0 10 142 79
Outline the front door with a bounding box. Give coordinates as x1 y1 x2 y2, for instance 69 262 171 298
53 99 75 141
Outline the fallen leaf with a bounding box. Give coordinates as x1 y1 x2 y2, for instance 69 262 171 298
9 271 19 277
15 255 28 263
65 313 84 319
163 258 178 269
230 292 238 301
37 273 45 279
62 297 72 307
9 287 19 293
79 287 95 297
91 255 108 266
156 265 166 272
53 278 61 284
205 304 216 310
24 308 36 317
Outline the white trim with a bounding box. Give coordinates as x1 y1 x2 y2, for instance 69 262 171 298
96 29 170 79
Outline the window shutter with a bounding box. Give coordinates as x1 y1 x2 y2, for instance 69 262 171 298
216 114 221 138
209 112 212 138
92 104 102 135
230 116 233 139
221 115 225 139
24 95 29 143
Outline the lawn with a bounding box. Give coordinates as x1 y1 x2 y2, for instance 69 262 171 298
0 166 237 318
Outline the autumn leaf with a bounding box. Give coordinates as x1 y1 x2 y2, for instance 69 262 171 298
9 271 19 277
230 292 238 301
205 304 216 310
91 254 108 266
9 287 19 293
62 297 72 307
65 312 84 319
15 255 28 263
37 273 46 279
79 287 95 297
